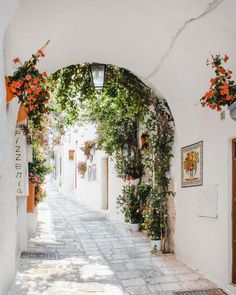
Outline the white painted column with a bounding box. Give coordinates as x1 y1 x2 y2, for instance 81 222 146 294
15 125 29 254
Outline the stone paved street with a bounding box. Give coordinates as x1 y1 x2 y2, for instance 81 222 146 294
8 184 216 295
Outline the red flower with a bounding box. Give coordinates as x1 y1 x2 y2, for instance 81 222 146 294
223 55 229 62
35 87 42 94
14 81 21 89
219 67 226 74
13 57 20 64
204 91 213 99
36 50 45 57
219 84 229 95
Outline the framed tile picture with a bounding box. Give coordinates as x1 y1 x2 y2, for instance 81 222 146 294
181 141 203 187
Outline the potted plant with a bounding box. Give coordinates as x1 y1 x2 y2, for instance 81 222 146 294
77 161 87 177
115 149 144 182
80 140 97 159
201 54 236 119
35 186 47 206
144 189 167 251
7 41 52 128
117 183 150 232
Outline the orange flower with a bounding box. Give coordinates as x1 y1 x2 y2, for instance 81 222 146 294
14 81 21 89
223 54 229 62
210 78 215 87
36 50 45 57
219 67 226 74
204 91 213 99
26 75 31 81
33 78 39 84
13 57 20 64
219 83 229 95
35 87 42 94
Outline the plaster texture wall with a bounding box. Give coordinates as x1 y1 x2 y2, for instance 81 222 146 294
4 0 236 293
0 0 24 293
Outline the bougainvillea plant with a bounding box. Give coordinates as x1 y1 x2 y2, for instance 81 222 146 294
8 41 52 128
80 140 96 159
77 161 87 177
201 54 236 111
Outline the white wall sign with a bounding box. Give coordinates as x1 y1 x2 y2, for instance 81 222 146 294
197 186 218 218
15 126 27 196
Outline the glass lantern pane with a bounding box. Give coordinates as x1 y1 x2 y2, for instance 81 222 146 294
91 64 105 89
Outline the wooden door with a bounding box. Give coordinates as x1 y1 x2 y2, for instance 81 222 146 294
102 157 109 210
232 139 236 283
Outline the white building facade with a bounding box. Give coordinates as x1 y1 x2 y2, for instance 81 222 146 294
0 0 236 294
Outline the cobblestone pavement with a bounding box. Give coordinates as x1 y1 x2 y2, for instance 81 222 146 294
8 184 216 295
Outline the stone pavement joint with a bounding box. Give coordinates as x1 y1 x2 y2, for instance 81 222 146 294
8 183 217 295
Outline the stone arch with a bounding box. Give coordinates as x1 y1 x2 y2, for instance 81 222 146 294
3 0 236 292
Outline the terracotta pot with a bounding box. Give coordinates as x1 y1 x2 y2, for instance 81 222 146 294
17 104 28 123
27 183 35 213
5 77 14 103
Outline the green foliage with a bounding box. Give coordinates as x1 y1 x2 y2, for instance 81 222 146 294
28 116 52 205
115 149 144 180
117 183 152 224
51 63 175 251
28 152 51 182
143 189 173 240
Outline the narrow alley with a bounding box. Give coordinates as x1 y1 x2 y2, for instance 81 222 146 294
9 180 216 295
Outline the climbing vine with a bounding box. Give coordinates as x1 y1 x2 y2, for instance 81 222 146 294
51 63 174 252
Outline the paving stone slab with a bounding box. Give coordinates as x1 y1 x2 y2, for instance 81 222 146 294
8 183 222 295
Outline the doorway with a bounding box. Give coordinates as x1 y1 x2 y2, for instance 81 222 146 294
101 157 109 210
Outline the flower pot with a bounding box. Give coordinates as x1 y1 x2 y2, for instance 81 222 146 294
131 178 140 186
150 239 161 251
130 223 139 232
17 104 28 123
5 77 14 103
27 183 35 213
229 102 236 120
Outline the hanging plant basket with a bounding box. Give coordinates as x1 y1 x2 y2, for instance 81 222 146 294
201 54 236 115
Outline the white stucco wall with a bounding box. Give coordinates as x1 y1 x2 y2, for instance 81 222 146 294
4 0 236 293
75 150 104 211
0 0 21 293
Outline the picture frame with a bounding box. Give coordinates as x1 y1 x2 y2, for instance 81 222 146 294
181 141 203 187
